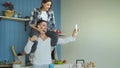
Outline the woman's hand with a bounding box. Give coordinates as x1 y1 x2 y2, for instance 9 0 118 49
53 29 57 32
30 24 41 33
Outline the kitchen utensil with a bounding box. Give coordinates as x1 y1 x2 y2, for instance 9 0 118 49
72 59 85 68
13 64 21 68
18 56 25 66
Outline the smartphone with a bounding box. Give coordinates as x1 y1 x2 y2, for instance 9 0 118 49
75 24 78 32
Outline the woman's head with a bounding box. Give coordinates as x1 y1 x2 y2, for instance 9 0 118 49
40 0 52 11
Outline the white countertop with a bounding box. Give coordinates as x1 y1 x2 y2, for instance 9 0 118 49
21 66 32 68
20 64 72 68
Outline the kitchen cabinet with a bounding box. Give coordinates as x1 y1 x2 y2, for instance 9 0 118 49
0 16 30 31
0 16 29 64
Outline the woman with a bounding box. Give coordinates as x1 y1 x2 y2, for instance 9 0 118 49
29 0 58 53
25 20 78 68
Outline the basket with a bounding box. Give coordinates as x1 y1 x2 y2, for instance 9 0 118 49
4 10 15 17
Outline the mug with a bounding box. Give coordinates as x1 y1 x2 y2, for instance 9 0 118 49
49 64 54 68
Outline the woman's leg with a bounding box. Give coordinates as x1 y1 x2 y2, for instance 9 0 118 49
46 30 58 60
29 29 39 53
51 48 55 60
45 30 58 47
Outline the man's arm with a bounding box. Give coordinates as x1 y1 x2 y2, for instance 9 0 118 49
57 36 76 45
57 29 78 45
24 39 34 54
24 36 38 54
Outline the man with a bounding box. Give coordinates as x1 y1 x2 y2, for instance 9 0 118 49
24 20 79 68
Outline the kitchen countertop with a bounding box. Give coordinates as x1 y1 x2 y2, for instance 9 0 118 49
21 66 32 68
21 64 72 68
0 64 77 68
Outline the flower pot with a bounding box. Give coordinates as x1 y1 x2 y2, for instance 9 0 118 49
4 10 15 17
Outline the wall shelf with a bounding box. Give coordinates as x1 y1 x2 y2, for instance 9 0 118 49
0 16 30 31
0 16 30 22
0 64 12 67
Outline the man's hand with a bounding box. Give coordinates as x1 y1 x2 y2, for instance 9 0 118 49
30 35 38 42
72 29 79 38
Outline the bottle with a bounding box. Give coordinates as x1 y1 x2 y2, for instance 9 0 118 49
18 12 22 18
14 11 18 18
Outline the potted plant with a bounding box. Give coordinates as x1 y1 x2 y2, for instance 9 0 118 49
2 2 15 17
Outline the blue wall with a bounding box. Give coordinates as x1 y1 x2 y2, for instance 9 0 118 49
0 0 61 63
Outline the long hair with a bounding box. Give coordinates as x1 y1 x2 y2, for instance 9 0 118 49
40 0 52 10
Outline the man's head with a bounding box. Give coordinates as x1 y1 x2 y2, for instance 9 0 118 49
37 20 48 33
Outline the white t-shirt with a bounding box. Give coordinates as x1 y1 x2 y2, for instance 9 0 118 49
33 37 51 65
24 36 75 65
38 11 48 21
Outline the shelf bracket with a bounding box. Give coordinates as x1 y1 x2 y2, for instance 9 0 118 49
0 17 2 21
25 22 27 31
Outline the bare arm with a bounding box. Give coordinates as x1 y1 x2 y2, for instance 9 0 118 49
30 24 40 32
